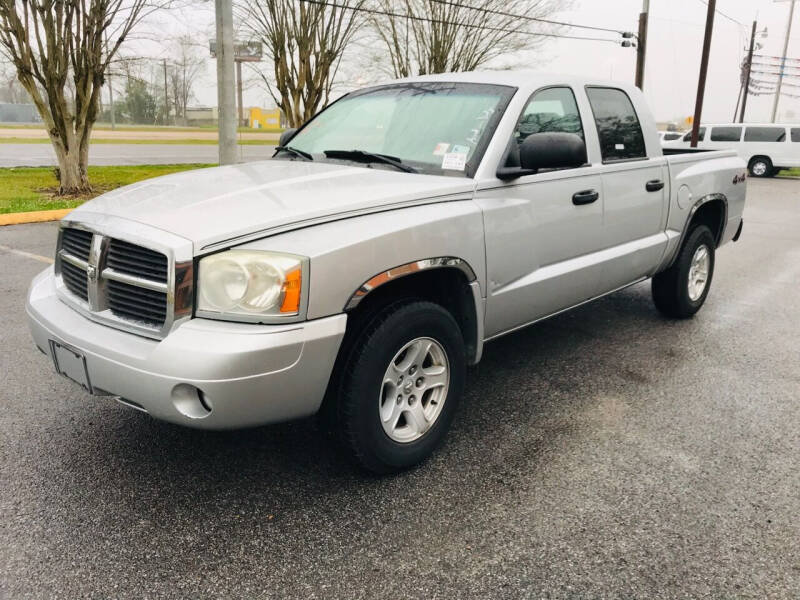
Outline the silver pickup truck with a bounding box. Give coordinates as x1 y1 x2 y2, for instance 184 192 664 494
27 72 747 473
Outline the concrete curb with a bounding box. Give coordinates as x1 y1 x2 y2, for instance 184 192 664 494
0 208 72 226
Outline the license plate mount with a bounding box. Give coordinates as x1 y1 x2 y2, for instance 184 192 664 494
50 340 94 394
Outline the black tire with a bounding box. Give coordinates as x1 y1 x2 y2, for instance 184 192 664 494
652 225 715 319
337 300 465 474
748 157 773 178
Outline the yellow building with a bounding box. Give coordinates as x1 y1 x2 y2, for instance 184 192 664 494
249 107 282 130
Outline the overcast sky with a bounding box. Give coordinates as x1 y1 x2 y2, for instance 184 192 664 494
149 0 800 124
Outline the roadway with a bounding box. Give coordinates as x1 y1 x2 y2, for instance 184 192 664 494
0 143 276 167
1 177 798 598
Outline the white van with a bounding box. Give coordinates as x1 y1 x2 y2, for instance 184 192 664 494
662 123 800 177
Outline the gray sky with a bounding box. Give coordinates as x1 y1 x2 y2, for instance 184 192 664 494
145 0 800 124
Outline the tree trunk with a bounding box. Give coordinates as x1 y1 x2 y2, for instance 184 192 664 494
54 143 90 194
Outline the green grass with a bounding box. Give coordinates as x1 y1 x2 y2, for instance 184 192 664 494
777 168 800 177
0 137 277 145
0 164 213 214
0 123 283 134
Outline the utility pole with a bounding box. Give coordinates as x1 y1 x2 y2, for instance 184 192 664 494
690 0 716 147
163 59 169 127
214 0 237 165
740 20 758 123
772 0 797 122
236 59 244 128
635 0 649 90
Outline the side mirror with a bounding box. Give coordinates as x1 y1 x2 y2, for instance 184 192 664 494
279 128 298 147
519 132 587 171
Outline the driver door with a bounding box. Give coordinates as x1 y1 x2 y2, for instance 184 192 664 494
475 86 606 338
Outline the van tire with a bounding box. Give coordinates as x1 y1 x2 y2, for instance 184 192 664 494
652 225 715 319
748 157 773 178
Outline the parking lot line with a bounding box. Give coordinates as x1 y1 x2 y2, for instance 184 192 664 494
0 243 53 264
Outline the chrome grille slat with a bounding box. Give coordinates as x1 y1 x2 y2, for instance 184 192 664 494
107 239 168 283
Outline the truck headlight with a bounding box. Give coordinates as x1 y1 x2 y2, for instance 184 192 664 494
196 250 306 321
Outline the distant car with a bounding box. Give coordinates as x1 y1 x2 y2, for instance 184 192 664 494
662 123 800 177
659 131 685 143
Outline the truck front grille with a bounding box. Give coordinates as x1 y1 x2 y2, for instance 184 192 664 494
55 225 192 339
60 259 89 300
107 238 168 283
107 279 168 326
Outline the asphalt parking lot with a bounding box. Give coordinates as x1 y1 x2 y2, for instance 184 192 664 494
1 177 799 598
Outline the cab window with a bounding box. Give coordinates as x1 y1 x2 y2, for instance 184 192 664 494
505 86 584 168
791 128 800 142
586 87 646 162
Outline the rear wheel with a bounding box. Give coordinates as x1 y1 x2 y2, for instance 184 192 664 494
652 225 715 319
749 157 773 178
337 301 465 474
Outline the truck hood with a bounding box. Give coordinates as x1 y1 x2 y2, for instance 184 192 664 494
70 160 475 251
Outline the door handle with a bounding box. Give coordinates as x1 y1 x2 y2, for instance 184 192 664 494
572 189 599 205
646 180 665 192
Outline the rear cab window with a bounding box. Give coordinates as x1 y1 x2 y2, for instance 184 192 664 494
585 87 646 162
791 128 800 142
744 127 787 142
710 127 742 142
683 128 706 142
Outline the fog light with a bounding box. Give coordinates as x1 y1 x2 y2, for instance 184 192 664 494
171 384 213 419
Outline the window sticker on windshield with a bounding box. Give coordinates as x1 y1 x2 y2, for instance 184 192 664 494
451 144 470 155
442 152 467 171
433 142 450 156
615 143 625 150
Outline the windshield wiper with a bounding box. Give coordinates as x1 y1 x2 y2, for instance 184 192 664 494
323 149 418 173
274 145 313 161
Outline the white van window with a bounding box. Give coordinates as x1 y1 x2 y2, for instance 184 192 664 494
744 127 786 142
791 128 800 142
682 128 705 142
710 127 742 142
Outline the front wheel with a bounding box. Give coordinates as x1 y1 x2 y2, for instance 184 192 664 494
337 301 466 474
652 225 715 319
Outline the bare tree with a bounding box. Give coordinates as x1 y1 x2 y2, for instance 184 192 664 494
239 0 366 128
0 59 28 102
168 35 204 125
0 0 155 193
370 0 568 77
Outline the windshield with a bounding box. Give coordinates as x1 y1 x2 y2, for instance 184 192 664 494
286 82 516 177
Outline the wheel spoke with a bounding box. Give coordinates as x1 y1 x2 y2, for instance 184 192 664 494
422 365 448 389
405 403 429 435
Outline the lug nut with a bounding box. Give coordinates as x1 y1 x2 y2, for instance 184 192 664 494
409 395 416 405
416 377 424 387
409 365 417 375
396 395 402 405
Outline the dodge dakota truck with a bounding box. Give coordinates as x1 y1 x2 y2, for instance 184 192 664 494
27 72 747 473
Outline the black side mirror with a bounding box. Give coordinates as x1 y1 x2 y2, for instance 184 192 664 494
279 128 298 146
520 132 587 170
497 132 587 180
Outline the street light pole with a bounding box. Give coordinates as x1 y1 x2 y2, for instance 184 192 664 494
740 20 758 123
214 0 237 165
691 0 716 148
635 0 649 90
772 0 797 123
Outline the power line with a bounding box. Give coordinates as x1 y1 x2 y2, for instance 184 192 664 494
426 0 630 35
296 0 627 44
696 0 744 28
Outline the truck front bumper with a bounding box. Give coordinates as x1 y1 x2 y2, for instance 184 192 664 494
26 268 347 429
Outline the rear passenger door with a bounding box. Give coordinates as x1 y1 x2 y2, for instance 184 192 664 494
585 87 670 292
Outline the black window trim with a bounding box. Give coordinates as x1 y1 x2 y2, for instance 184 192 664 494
584 85 648 164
